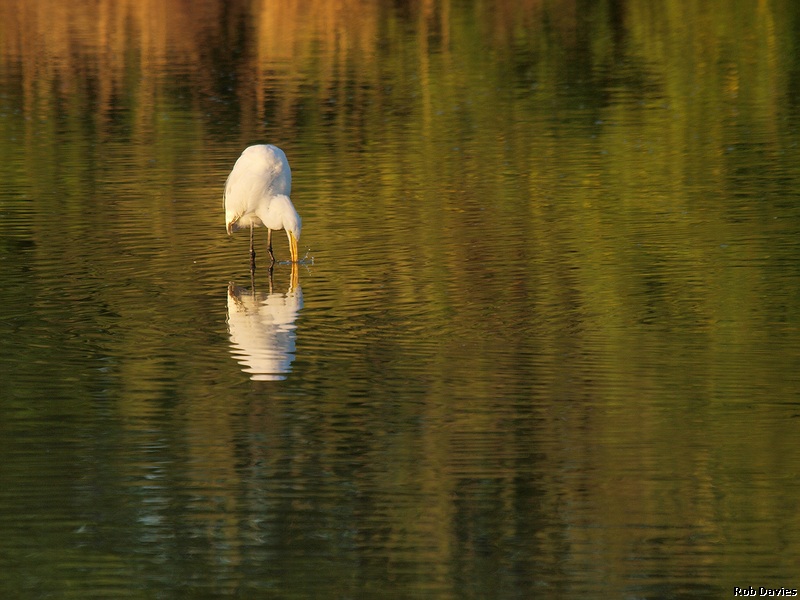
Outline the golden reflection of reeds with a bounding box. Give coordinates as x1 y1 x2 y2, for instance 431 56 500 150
0 0 573 134
0 0 216 114
249 0 382 131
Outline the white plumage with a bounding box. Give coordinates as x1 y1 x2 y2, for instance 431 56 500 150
224 144 301 265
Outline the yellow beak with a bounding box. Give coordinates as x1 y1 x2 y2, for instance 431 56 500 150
288 231 298 263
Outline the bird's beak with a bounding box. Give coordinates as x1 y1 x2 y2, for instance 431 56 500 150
288 231 298 263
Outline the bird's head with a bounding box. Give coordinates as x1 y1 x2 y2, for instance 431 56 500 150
267 194 301 262
284 210 301 263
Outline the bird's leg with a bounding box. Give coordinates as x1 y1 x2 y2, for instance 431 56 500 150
249 223 256 272
267 229 276 264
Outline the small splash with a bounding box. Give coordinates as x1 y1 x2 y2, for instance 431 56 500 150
279 249 313 265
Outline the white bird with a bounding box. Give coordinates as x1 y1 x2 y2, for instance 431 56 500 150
224 144 301 267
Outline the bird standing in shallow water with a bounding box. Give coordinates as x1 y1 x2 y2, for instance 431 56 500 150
224 144 301 269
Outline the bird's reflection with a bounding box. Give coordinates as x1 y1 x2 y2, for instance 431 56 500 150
226 264 302 381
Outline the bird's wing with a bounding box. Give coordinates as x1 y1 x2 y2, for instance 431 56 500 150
223 173 232 209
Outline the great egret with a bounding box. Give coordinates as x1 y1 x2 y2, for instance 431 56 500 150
224 144 301 267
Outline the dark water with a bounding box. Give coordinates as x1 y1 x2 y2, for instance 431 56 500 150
2 1 800 597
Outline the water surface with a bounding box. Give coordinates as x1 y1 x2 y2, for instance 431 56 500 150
1 1 800 598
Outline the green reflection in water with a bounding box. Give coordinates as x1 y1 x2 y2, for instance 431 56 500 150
1 0 800 598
